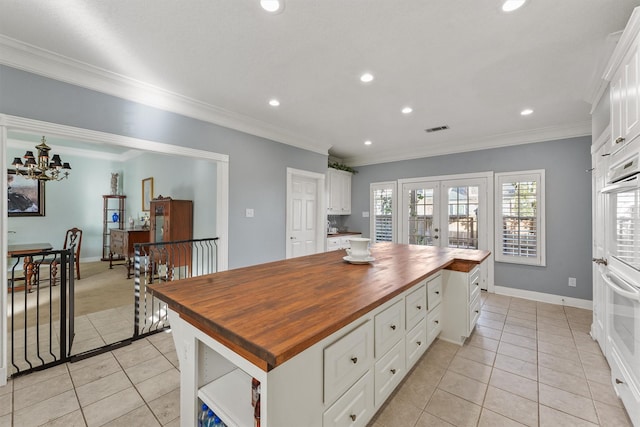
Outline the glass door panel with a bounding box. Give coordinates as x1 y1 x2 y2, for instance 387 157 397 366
445 185 480 249
402 182 440 246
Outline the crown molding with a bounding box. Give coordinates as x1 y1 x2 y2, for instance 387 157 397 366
0 114 228 163
345 121 592 167
0 35 331 156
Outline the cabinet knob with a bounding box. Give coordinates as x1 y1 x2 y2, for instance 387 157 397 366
615 136 625 144
433 235 439 240
390 324 396 330
435 291 440 295
390 368 396 374
416 341 422 346
417 305 422 310
475 310 480 313
475 282 479 287
616 378 624 385
351 357 358 364
434 320 439 324
350 414 357 421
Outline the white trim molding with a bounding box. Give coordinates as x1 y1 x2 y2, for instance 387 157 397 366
493 286 593 310
0 35 331 157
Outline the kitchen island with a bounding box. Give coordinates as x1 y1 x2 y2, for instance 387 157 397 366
149 242 489 427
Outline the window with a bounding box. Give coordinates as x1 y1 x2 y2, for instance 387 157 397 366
370 182 396 243
495 170 545 266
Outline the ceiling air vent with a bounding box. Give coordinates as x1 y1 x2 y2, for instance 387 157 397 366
425 125 450 133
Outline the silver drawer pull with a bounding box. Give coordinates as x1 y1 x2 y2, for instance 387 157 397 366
351 357 358 364
616 378 624 385
390 325 396 330
390 368 396 374
350 414 357 421
615 136 625 144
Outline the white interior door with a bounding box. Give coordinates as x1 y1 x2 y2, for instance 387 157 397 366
286 169 325 258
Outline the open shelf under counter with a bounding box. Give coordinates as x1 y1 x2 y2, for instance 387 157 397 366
198 368 254 427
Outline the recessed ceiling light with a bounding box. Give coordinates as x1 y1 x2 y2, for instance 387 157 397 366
364 140 372 146
520 108 533 116
269 99 280 107
502 0 527 12
260 0 284 13
360 73 374 83
402 107 413 114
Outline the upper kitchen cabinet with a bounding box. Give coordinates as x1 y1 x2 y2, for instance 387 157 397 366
606 13 640 152
326 168 352 215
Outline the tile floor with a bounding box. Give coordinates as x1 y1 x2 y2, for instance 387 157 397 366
368 293 634 427
0 293 635 426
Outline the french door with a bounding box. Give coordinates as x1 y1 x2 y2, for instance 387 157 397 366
400 175 491 289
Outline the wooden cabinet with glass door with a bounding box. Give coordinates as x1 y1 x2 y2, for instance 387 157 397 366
149 197 193 279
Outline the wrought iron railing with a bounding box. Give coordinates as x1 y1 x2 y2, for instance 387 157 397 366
133 237 219 337
8 248 74 377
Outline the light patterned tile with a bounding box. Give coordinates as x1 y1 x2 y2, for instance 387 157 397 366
69 354 123 388
467 334 500 352
539 383 598 424
480 311 506 322
538 352 584 378
375 392 423 427
76 371 132 407
12 389 79 426
502 324 536 339
124 354 174 385
135 368 180 403
489 368 538 402
538 340 580 362
538 366 590 398
483 386 538 427
477 317 505 331
456 344 496 366
82 387 144 427
474 324 503 340
539 404 598 427
494 353 537 381
588 380 623 408
13 372 74 411
447 356 492 383
507 309 536 322
425 389 481 427
415 412 454 427
497 342 537 364
103 404 161 427
479 408 527 427
593 400 634 427
500 332 537 350
437 370 488 405
45 410 87 427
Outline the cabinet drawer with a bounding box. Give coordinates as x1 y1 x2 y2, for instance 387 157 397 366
327 238 342 252
323 371 374 427
468 267 481 303
427 304 443 345
427 274 442 311
374 340 405 407
340 235 361 248
469 293 481 333
324 321 374 404
374 300 404 357
406 318 427 368
610 345 640 427
405 283 427 331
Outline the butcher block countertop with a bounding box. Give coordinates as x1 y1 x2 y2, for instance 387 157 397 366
148 242 490 371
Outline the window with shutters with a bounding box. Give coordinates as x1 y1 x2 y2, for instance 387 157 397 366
370 182 396 243
495 170 545 266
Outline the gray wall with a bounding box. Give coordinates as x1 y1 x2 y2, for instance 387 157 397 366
344 136 594 300
1 65 327 268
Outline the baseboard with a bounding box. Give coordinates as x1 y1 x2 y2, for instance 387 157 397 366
0 367 6 385
493 286 593 310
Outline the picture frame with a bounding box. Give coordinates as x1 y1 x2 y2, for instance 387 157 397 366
8 170 45 217
142 177 154 211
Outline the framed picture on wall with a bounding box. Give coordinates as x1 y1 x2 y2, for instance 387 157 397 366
8 170 45 217
142 177 154 211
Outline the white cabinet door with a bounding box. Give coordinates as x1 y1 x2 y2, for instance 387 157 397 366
327 169 352 215
611 39 640 150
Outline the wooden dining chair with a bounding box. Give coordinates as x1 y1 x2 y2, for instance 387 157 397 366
63 227 83 280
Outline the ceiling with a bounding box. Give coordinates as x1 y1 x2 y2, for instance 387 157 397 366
1 0 639 166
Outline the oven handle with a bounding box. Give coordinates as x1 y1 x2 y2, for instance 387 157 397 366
604 271 640 302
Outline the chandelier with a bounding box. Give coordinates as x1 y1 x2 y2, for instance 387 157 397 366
11 136 71 181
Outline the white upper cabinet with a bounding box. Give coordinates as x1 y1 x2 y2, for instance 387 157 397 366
606 15 640 151
327 168 352 215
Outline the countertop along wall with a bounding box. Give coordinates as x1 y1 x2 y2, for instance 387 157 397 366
345 136 594 301
0 65 327 269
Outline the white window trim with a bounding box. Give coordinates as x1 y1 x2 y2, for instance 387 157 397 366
495 170 546 266
370 181 397 243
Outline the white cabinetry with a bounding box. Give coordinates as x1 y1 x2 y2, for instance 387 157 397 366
327 234 361 252
327 169 352 215
607 12 640 152
440 266 481 345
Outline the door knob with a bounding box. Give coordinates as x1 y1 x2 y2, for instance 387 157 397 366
615 136 625 144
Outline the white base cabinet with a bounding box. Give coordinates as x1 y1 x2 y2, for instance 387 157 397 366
327 234 361 252
440 266 481 345
169 267 481 427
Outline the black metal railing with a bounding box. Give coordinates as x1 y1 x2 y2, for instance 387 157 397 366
8 248 74 377
133 237 219 337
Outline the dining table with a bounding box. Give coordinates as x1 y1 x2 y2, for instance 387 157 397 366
7 242 53 292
